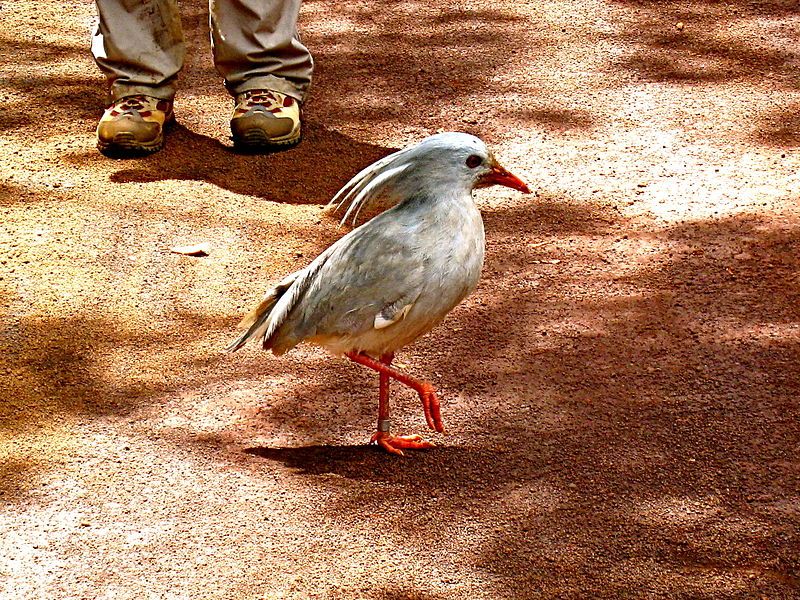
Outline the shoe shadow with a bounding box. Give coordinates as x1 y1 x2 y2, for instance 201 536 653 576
105 121 396 205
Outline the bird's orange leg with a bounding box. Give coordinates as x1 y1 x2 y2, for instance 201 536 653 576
346 351 441 456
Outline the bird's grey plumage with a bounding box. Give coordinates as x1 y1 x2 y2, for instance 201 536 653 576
228 132 504 358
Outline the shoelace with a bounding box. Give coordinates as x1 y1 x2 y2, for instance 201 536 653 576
108 96 170 119
238 91 296 112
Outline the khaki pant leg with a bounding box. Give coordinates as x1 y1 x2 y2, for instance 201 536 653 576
92 0 185 101
209 0 312 102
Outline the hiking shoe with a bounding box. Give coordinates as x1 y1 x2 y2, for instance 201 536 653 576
97 95 174 156
230 89 301 151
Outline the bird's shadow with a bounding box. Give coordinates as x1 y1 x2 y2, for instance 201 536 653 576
245 444 447 479
243 443 545 488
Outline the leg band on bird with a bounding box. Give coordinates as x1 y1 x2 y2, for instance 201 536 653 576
345 351 444 433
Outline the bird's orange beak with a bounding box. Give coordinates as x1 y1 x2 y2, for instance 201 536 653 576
479 161 531 194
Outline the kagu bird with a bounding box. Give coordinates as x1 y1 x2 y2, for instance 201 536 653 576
227 132 529 455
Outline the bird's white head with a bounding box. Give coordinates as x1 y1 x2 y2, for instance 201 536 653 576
399 132 531 197
329 132 530 224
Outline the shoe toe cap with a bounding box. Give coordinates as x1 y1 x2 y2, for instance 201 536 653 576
231 112 296 139
97 116 162 144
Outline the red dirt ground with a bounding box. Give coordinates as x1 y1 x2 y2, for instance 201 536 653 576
1 0 799 598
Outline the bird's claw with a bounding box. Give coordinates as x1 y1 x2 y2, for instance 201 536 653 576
370 431 436 457
417 382 444 433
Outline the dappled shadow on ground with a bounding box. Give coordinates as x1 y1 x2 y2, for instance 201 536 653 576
4 187 799 594
0 24 103 133
0 75 104 134
609 0 800 147
273 0 532 131
518 108 596 134
611 0 799 84
756 102 800 147
449 211 799 597
0 183 23 207
224 207 800 597
0 312 234 427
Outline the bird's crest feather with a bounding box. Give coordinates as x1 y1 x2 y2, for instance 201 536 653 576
326 148 415 225
326 132 487 226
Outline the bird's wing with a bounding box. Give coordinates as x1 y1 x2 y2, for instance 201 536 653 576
258 244 340 349
326 147 415 225
374 301 413 330
268 213 429 351
226 239 343 353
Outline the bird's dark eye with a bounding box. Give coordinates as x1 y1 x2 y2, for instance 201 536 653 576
465 154 483 169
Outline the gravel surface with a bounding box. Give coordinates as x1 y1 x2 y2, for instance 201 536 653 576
1 0 799 598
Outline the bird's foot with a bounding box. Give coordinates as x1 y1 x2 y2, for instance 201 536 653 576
370 431 436 457
417 382 445 433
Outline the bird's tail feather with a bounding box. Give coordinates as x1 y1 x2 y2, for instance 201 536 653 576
225 295 277 353
225 273 298 353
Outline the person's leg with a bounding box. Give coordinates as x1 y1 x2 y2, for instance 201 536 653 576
92 0 185 154
210 0 312 101
210 0 312 149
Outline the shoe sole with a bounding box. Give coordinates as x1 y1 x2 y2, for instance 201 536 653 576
97 132 164 157
232 127 302 152
97 116 174 158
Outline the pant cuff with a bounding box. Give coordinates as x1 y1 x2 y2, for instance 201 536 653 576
109 82 176 103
